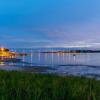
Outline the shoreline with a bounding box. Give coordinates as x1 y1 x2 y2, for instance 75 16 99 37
0 64 100 80
39 50 100 54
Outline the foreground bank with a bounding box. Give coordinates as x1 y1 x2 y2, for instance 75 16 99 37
0 71 99 100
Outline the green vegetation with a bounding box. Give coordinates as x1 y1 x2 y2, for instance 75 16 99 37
0 71 99 100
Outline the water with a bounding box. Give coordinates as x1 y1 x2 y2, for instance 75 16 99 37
0 48 100 79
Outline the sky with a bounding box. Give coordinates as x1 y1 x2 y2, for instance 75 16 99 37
0 0 100 48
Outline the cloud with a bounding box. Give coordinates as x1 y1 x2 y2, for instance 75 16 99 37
0 0 100 47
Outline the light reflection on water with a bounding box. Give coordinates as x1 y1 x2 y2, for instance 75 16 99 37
0 48 100 79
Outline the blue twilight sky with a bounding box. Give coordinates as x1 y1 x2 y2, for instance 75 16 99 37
0 0 100 48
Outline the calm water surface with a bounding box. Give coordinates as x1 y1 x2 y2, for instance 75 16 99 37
0 48 100 79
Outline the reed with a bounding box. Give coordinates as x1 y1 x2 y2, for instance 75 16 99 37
0 71 99 100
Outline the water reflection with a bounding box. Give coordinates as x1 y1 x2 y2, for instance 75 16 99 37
38 50 41 65
22 50 25 66
24 50 100 67
0 48 100 79
1 49 100 67
0 61 4 65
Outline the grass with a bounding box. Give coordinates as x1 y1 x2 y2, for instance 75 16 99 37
0 71 99 100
